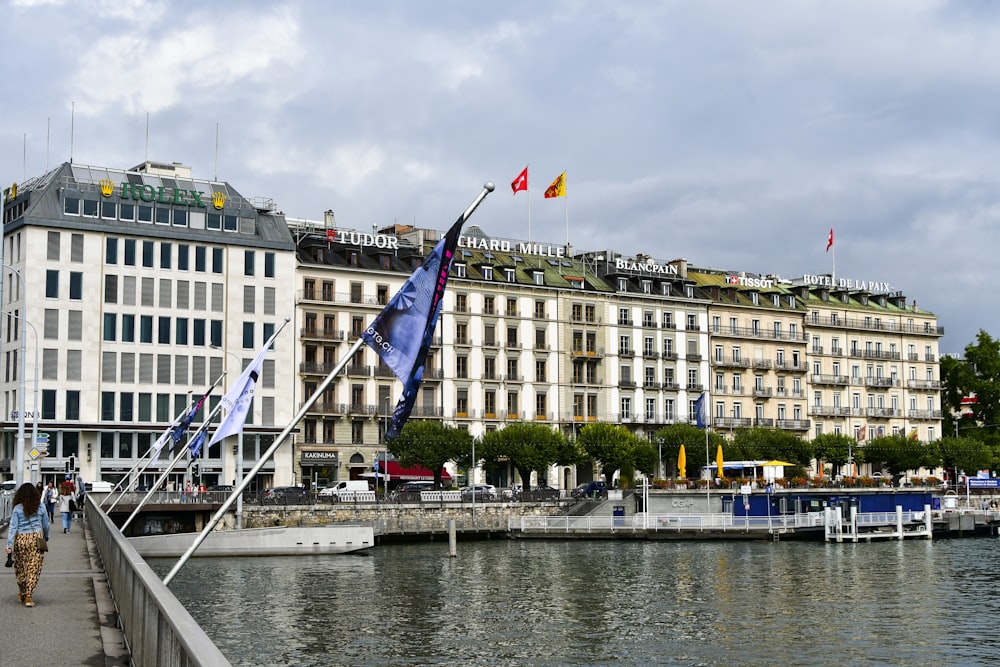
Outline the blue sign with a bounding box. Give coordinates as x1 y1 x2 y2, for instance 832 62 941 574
968 478 1000 488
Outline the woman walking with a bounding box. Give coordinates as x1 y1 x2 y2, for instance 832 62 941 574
5 482 50 607
58 475 76 533
43 481 57 521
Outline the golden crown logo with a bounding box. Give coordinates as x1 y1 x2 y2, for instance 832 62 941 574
99 178 114 197
212 191 227 210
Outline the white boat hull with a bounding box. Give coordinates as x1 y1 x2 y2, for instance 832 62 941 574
128 524 375 557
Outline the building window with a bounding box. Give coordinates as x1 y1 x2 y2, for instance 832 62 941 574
45 270 58 298
264 252 275 278
245 250 255 276
142 241 154 267
160 243 172 269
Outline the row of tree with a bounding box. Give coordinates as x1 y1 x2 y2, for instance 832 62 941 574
387 330 1000 488
388 420 992 489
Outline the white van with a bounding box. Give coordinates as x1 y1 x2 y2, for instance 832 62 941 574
319 479 370 498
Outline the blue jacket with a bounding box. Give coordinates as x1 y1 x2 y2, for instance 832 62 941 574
6 504 50 549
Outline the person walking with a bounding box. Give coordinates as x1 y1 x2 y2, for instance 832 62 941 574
43 481 57 521
5 482 51 607
58 475 76 533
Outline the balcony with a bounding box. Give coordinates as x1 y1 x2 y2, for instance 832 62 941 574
302 401 346 415
776 419 811 431
642 350 659 359
811 374 850 386
865 408 901 418
570 347 605 358
752 359 772 370
715 416 752 428
300 327 346 342
908 409 943 420
619 348 634 358
643 381 660 390
863 351 901 361
619 379 637 389
754 418 774 427
685 353 703 362
300 361 338 375
345 365 371 377
713 356 751 369
809 405 852 417
830 347 844 356
864 377 899 388
753 387 773 398
662 351 678 361
907 379 941 390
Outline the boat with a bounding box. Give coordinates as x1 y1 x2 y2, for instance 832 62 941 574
128 523 374 558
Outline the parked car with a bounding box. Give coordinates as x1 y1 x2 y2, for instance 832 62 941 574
319 480 372 498
571 481 607 498
461 484 497 500
393 481 436 494
262 486 308 504
524 486 560 501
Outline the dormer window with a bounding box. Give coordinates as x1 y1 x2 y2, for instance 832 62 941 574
750 292 759 305
642 280 651 294
618 278 628 291
483 266 493 280
454 263 466 278
533 271 544 286
685 285 694 298
772 294 780 307
504 268 515 281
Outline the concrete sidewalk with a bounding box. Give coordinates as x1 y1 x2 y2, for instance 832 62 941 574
1 511 129 666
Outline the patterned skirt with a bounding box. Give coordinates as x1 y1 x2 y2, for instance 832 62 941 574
13 532 45 597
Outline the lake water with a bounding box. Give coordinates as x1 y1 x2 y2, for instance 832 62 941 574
151 537 1000 666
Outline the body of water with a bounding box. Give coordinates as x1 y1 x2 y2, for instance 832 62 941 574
152 537 1000 666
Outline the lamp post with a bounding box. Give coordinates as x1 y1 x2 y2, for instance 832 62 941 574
3 264 28 485
211 345 244 529
381 397 391 499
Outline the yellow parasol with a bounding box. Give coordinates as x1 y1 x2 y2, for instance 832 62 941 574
678 444 687 479
716 444 725 480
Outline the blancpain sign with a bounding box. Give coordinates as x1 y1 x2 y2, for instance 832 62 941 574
458 236 566 258
802 274 892 292
615 258 678 275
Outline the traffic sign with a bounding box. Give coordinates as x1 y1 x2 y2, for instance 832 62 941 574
29 447 41 459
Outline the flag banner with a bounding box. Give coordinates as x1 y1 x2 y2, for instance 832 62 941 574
544 172 566 198
362 216 466 439
171 393 207 449
826 228 834 252
188 431 207 458
908 428 919 440
150 392 208 464
511 166 528 194
207 328 281 450
694 392 708 429
856 425 866 442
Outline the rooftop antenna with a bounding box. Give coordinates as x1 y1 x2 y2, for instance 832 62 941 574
45 117 50 171
69 101 74 164
214 122 219 181
144 112 149 163
22 132 26 181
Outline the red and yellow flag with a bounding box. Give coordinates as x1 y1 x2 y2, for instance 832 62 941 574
544 172 566 198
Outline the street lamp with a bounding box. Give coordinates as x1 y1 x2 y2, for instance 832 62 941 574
3 264 28 485
211 345 244 529
8 314 39 484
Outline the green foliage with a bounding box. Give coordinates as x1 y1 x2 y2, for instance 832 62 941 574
729 428 812 465
862 433 936 476
577 423 644 486
811 432 857 468
389 421 472 488
477 422 570 487
942 330 1000 439
935 436 993 475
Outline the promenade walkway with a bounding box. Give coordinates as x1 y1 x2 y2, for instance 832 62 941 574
1 511 129 666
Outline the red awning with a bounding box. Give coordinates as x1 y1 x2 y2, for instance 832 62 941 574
374 461 451 481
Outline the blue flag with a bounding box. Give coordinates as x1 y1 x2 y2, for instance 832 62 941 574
171 394 206 448
362 216 465 440
694 392 709 429
188 431 207 459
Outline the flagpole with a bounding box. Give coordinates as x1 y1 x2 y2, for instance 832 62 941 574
564 171 569 246
163 337 365 585
164 183 495 585
704 390 711 511
119 400 228 533
104 372 227 511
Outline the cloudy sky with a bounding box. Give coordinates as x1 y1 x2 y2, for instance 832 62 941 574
2 0 997 355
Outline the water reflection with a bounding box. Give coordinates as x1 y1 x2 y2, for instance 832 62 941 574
152 538 1000 666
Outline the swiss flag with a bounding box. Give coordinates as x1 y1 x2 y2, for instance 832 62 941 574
511 166 528 195
826 228 834 252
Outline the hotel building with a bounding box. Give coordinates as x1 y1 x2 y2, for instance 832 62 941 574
2 160 943 490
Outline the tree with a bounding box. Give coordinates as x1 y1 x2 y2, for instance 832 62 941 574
935 436 992 478
812 432 857 475
729 427 812 466
942 330 1000 438
389 421 471 489
477 422 571 488
653 424 725 478
576 423 643 487
864 433 935 477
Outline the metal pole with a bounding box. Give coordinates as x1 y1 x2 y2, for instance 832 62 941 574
3 264 28 485
6 312 39 484
212 345 244 529
164 337 365 585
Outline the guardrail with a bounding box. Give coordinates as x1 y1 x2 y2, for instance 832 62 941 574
86 495 232 667
510 512 826 533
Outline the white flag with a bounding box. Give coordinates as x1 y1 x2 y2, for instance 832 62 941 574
207 329 280 449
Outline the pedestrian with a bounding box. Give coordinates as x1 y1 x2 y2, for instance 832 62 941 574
35 480 44 497
43 481 57 521
5 482 50 607
58 474 76 533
